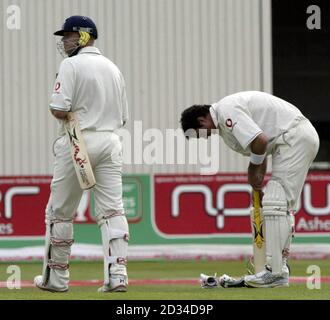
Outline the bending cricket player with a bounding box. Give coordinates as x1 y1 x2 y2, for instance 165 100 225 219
181 91 319 288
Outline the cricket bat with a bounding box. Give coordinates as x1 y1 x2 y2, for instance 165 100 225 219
65 112 96 190
250 190 266 273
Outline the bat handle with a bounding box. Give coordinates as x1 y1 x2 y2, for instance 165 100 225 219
252 190 263 207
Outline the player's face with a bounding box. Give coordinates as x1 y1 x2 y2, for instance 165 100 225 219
62 32 80 55
197 115 216 138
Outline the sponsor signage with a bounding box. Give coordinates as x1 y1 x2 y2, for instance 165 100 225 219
154 172 330 238
0 177 52 237
1 173 329 241
0 175 145 238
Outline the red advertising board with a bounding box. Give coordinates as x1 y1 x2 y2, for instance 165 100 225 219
0 176 93 238
154 172 330 238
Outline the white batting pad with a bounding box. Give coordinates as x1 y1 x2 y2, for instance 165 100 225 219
262 180 293 275
97 214 129 285
41 220 73 291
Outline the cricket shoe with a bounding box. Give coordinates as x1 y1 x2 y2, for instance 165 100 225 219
244 266 289 288
219 274 246 288
34 275 68 293
200 273 219 289
98 275 128 292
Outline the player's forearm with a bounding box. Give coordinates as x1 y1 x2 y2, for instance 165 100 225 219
248 133 268 170
248 163 265 191
248 133 268 190
259 157 267 176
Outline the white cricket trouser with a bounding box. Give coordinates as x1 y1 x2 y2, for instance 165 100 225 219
46 131 124 220
271 118 319 211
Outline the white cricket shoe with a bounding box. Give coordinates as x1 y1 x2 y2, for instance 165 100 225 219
98 275 128 292
200 273 219 289
244 266 289 288
34 275 68 293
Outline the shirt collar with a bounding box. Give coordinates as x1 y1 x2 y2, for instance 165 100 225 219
78 46 102 55
210 104 219 128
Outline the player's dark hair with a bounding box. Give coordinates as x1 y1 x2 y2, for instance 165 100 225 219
180 105 211 136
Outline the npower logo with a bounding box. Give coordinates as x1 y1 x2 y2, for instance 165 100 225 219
172 184 252 229
154 174 330 238
171 183 330 230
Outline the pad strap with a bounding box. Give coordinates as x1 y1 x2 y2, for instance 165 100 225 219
50 237 74 246
108 257 128 265
96 210 125 227
48 260 69 271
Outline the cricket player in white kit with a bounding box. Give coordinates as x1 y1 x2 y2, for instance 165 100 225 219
34 16 129 293
181 91 319 287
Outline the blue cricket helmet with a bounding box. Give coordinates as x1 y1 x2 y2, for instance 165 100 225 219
54 15 98 39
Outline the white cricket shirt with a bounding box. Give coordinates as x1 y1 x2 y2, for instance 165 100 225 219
210 91 306 155
50 46 128 135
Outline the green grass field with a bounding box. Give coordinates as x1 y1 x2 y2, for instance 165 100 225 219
0 260 329 300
